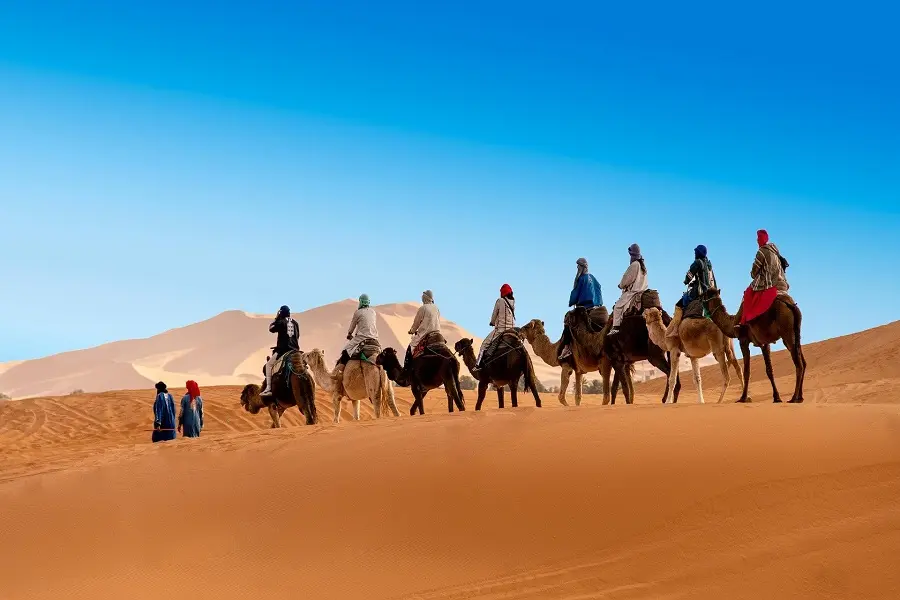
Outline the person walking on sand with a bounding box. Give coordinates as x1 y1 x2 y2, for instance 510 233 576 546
152 381 177 443
178 380 204 438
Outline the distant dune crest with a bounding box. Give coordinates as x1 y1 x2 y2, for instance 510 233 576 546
0 300 683 399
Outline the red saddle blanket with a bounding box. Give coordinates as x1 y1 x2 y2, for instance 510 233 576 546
412 331 448 358
741 285 779 324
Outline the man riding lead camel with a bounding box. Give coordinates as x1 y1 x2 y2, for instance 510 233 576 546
260 305 300 398
735 229 790 336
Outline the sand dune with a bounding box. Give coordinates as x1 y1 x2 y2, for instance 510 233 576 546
1 319 900 598
0 300 684 400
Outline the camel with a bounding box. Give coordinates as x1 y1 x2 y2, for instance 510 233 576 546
376 343 466 415
454 333 542 410
701 288 806 403
518 318 616 406
643 307 743 404
240 351 318 428
304 348 401 423
567 305 680 405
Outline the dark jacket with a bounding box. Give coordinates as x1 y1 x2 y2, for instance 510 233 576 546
685 257 715 300
269 317 300 355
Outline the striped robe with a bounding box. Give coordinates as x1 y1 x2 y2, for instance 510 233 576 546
751 243 789 292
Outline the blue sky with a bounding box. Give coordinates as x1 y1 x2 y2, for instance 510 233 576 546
1 1 898 361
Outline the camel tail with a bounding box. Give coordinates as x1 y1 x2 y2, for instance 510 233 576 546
301 372 319 424
522 350 541 395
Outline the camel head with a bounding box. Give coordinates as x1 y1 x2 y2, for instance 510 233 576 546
454 338 474 355
519 318 546 340
240 384 264 414
376 347 401 371
643 307 663 326
304 348 327 371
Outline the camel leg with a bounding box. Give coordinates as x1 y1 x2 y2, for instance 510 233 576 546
385 378 401 417
725 340 743 390
475 379 489 411
600 358 612 405
713 349 729 404
690 357 704 404
665 351 681 405
268 404 281 428
648 349 673 404
510 379 520 408
332 393 343 424
529 379 542 408
737 338 752 403
610 369 619 405
761 344 782 403
411 387 425 416
497 386 505 409
559 365 572 406
785 338 806 403
622 367 635 405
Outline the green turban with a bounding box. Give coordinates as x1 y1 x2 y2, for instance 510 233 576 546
358 294 370 308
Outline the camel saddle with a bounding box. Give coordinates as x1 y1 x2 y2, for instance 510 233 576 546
584 306 609 333
624 289 662 318
350 338 382 362
482 330 523 364
682 297 709 320
269 349 300 386
412 331 448 358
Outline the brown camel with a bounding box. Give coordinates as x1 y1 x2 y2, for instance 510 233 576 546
570 305 680 405
644 307 743 404
376 343 466 415
454 333 542 410
519 318 617 406
701 288 806 403
240 351 318 427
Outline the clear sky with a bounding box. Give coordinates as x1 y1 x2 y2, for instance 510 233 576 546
1 1 898 361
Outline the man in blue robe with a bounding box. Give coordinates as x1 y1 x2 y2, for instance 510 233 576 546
558 258 603 360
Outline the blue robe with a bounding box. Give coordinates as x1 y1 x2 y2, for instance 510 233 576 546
179 395 204 438
152 393 177 442
569 273 603 308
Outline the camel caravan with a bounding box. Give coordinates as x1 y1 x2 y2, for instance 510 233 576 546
240 230 806 427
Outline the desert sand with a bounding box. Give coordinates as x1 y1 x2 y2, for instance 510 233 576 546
1 321 900 598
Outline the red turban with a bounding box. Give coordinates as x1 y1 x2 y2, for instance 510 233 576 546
500 283 513 297
757 229 769 247
185 380 201 399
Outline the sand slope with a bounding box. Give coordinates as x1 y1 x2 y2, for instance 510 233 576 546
1 319 900 598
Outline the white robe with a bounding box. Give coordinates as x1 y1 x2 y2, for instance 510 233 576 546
612 262 648 326
477 297 516 364
408 302 441 351
343 307 379 355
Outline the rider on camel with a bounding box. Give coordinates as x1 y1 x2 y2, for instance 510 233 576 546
558 257 603 360
474 283 516 377
260 305 300 398
667 244 716 339
333 294 380 381
736 229 790 336
609 244 648 336
406 289 441 369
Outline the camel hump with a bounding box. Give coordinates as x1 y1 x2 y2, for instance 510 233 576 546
775 292 797 307
682 297 707 320
351 339 383 362
412 331 449 358
640 289 662 311
586 306 609 331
